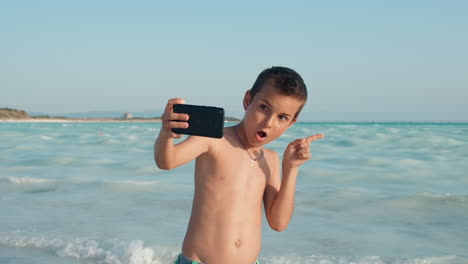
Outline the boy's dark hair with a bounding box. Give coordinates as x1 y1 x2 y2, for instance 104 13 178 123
250 66 307 118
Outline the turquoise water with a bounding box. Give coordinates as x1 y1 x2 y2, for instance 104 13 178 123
1 122 467 264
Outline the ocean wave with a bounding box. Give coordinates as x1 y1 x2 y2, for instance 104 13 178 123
136 166 164 175
0 233 178 264
0 176 162 193
414 192 468 205
103 180 160 192
125 135 138 140
0 176 54 184
261 255 468 264
0 176 58 193
86 158 119 165
386 127 400 133
13 144 36 151
398 158 427 167
366 157 431 169
426 136 465 147
376 193 468 213
100 139 121 145
367 157 392 167
1 233 466 264
47 156 76 166
1 165 39 172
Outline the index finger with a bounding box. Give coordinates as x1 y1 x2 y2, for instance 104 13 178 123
165 98 186 112
305 134 325 143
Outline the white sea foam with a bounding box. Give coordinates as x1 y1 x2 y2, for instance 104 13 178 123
0 176 55 185
0 176 58 193
103 180 160 192
14 144 36 150
0 233 178 264
1 165 38 172
261 255 467 264
1 233 465 264
386 127 400 133
416 192 468 205
100 139 121 144
130 148 147 153
125 135 138 140
428 136 465 147
367 157 392 167
49 156 76 165
378 193 468 211
398 158 427 167
0 175 167 194
136 166 163 175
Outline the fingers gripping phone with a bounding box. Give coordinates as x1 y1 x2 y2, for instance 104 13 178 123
171 104 225 138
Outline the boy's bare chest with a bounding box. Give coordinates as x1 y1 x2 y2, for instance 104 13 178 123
196 143 271 186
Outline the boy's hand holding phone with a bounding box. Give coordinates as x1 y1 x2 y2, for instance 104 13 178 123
160 98 189 139
160 98 225 139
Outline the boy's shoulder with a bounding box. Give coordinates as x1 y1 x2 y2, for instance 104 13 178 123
263 147 280 163
263 147 277 155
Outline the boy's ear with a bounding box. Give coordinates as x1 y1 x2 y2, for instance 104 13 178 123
243 90 251 110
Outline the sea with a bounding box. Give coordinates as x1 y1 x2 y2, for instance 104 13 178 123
1 122 467 264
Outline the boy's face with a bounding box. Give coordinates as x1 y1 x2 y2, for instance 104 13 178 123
242 84 304 147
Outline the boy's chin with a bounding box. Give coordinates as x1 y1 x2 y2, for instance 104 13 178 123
253 137 274 147
248 139 266 147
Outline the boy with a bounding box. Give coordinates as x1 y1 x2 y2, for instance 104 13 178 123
154 66 324 264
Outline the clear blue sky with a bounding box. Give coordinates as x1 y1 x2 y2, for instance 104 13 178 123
1 0 467 121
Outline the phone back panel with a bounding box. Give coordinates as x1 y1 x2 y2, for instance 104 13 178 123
172 104 224 138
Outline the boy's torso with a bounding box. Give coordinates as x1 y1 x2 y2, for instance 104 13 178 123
181 127 276 264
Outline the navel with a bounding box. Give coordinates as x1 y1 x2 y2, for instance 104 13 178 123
234 239 242 247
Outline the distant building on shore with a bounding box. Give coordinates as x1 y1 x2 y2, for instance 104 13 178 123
123 113 133 119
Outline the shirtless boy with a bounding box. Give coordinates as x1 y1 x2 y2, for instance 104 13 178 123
154 66 324 264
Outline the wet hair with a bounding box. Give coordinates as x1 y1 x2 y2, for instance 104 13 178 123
249 66 307 118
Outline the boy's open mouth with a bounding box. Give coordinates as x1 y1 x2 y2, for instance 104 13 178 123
256 131 267 140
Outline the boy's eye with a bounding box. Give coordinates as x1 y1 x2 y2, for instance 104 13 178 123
278 115 288 121
260 105 269 111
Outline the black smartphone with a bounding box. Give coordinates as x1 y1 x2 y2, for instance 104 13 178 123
171 104 225 138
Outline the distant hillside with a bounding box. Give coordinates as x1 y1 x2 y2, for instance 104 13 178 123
48 110 164 119
4 108 240 121
44 110 241 121
0 108 30 119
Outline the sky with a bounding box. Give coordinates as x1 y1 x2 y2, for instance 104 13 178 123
1 0 467 122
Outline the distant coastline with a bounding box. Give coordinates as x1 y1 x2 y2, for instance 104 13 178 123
0 117 163 123
0 107 241 123
0 107 161 122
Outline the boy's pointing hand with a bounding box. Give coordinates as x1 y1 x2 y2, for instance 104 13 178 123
283 134 324 169
305 134 325 143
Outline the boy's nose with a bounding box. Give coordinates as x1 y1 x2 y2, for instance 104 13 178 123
263 116 273 128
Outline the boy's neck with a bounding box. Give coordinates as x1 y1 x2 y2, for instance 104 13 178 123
234 123 264 165
235 122 263 152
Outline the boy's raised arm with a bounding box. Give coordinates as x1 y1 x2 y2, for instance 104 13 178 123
264 134 324 231
154 98 209 170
